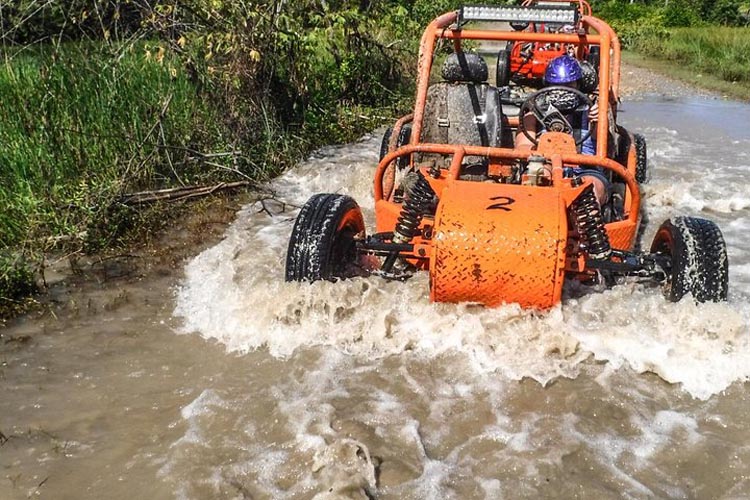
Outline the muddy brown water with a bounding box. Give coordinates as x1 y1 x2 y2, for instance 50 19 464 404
3 93 750 499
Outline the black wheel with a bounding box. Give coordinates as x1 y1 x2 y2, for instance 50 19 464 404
379 124 411 168
634 133 648 184
496 43 511 87
285 194 365 282
379 127 393 162
586 45 600 74
650 217 728 302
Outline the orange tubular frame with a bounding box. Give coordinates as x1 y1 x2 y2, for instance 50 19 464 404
372 4 640 308
409 12 621 161
374 144 640 226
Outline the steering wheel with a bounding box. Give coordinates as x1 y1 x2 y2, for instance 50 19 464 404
518 86 594 147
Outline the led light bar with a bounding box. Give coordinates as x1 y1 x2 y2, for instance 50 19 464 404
460 5 579 25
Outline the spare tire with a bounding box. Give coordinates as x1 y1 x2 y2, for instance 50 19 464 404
286 194 365 282
650 217 728 302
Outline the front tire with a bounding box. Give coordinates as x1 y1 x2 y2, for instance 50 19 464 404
650 217 728 302
285 194 365 282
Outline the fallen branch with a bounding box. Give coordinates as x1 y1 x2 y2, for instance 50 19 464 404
118 181 252 205
45 232 88 246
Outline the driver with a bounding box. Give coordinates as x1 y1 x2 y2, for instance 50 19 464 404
516 54 608 205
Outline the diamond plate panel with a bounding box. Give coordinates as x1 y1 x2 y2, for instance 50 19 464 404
430 182 568 308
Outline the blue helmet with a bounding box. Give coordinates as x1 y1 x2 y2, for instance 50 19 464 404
544 55 582 84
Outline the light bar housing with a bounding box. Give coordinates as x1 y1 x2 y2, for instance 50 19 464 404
459 5 579 25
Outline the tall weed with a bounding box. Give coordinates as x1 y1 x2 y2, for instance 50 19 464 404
0 43 227 249
634 27 750 84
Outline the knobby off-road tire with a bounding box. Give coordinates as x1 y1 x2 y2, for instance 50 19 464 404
285 194 365 282
379 124 412 169
496 43 511 87
379 127 393 162
634 133 648 184
650 216 728 302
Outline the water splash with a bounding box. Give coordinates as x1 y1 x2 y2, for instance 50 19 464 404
175 130 750 400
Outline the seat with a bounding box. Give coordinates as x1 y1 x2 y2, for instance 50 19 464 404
420 52 511 168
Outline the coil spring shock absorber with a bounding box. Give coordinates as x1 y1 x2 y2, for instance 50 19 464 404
572 183 612 260
381 171 436 272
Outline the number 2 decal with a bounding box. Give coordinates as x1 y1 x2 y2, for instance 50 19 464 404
486 196 515 211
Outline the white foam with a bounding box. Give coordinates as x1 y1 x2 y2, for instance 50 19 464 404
174 131 750 401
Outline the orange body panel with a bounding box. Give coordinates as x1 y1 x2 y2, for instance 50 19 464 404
430 182 568 308
606 220 638 251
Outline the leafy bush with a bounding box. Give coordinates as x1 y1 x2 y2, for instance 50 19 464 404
663 0 704 27
0 252 36 304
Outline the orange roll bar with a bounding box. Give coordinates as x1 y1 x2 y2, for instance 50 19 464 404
373 143 640 224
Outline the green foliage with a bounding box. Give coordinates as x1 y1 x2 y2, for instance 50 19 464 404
590 1 750 83
591 0 744 29
590 0 746 48
710 0 746 25
1 0 145 44
0 43 227 250
635 27 750 83
0 252 36 304
663 0 704 27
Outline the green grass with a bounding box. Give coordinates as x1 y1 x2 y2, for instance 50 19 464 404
632 27 750 91
0 42 228 251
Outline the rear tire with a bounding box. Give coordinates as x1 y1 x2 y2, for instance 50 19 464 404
379 127 393 162
496 43 511 87
650 217 728 302
634 133 648 184
285 194 365 282
587 45 600 74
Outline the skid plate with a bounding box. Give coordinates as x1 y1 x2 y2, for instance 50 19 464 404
430 182 568 308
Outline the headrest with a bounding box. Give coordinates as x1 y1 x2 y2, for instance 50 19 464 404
442 52 488 83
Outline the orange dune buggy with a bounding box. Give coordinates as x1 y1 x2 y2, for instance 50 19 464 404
285 2 728 308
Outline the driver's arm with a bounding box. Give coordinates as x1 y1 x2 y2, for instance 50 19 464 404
515 112 537 150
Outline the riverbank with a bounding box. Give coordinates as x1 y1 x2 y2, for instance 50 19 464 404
0 192 252 328
622 50 750 101
4 83 750 499
1 54 737 327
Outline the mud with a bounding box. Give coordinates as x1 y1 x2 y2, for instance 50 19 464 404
619 62 717 99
